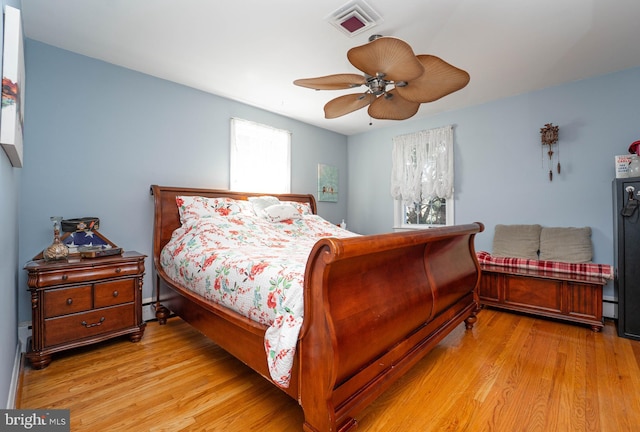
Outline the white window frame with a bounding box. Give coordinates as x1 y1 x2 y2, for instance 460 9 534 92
393 197 454 231
230 118 291 193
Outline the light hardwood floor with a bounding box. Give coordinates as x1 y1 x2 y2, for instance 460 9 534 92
17 309 640 431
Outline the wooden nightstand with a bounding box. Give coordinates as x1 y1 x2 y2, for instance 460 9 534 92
24 251 147 369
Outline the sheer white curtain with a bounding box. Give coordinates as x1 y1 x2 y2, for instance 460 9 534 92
390 125 454 203
230 118 291 193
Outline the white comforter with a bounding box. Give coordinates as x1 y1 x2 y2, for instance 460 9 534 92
160 195 356 387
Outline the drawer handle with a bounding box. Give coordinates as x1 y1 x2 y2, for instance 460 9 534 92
66 298 73 305
112 291 119 298
81 317 105 328
62 274 68 281
115 268 122 274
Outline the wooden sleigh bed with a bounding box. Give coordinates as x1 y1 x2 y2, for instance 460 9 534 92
151 185 484 431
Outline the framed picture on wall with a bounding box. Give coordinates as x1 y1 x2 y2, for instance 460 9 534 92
1 6 26 168
318 164 339 202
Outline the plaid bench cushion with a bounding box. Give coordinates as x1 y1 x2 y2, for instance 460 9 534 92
476 251 613 280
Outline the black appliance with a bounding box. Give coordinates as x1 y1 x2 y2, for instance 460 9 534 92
614 176 640 339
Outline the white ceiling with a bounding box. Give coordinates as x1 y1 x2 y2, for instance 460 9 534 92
20 0 640 136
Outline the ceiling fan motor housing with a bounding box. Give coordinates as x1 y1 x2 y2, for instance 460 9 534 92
293 36 470 120
366 75 387 95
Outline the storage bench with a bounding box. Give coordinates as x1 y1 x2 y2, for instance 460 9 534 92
477 225 613 331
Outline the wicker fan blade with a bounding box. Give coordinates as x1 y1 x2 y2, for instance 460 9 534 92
395 55 470 103
294 74 366 90
324 93 376 119
347 37 424 82
367 89 420 120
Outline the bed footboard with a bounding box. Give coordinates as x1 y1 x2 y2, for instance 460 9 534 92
299 222 484 432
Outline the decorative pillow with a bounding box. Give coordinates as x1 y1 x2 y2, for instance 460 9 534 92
539 227 593 263
262 204 302 222
236 199 256 215
248 196 281 216
176 196 245 223
492 224 542 260
281 201 313 215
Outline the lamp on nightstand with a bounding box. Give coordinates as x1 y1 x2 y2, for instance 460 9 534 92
43 216 69 261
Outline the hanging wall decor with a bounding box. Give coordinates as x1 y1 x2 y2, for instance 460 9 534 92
540 123 559 181
0 6 26 168
318 164 339 202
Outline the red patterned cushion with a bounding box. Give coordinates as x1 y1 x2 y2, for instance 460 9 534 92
476 251 613 279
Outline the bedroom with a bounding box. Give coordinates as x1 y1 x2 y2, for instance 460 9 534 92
2 0 640 429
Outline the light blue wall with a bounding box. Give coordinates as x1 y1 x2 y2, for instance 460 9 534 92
9 19 640 405
18 40 348 323
348 66 640 300
1 0 22 409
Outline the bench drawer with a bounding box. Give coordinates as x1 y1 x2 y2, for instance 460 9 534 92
503 275 562 313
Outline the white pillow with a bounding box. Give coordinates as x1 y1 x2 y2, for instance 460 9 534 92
248 196 280 216
176 196 246 223
262 204 301 222
281 201 313 215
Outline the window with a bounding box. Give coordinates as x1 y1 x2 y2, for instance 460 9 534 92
391 125 455 229
230 118 291 193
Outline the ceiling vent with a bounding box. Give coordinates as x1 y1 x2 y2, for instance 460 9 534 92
326 0 383 38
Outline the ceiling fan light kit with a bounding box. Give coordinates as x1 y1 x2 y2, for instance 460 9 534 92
294 35 470 121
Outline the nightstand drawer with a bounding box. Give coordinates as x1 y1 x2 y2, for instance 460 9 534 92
44 304 135 347
44 285 93 318
34 262 143 288
94 279 135 308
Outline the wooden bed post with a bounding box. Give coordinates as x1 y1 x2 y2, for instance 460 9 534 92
299 244 342 432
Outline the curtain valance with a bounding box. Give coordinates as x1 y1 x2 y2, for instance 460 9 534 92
390 125 454 203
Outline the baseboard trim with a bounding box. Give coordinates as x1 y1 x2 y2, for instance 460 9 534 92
6 342 22 409
603 299 619 319
18 322 31 354
142 297 156 322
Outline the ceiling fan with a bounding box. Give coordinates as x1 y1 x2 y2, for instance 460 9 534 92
294 35 470 121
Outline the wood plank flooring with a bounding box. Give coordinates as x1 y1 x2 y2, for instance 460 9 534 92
17 309 640 431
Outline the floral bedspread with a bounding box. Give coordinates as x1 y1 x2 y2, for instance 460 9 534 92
160 196 356 387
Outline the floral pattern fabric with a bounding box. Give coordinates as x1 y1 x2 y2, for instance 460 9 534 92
160 200 356 388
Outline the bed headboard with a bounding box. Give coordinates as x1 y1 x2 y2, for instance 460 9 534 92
149 185 317 268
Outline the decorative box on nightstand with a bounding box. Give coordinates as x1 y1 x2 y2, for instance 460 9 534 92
24 251 147 369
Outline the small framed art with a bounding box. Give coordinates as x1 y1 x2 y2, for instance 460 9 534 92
318 163 338 202
1 6 26 168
